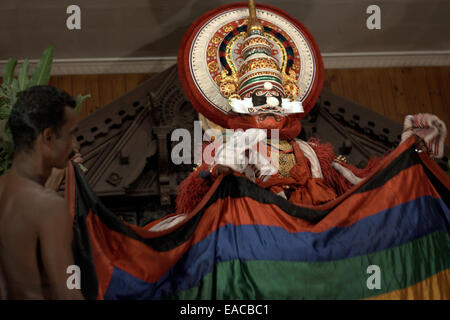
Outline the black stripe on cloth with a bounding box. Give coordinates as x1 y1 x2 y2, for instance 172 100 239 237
72 164 99 300
420 158 450 231
354 145 420 194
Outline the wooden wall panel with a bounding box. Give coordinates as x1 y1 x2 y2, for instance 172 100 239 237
323 67 449 146
84 75 100 118
47 67 449 146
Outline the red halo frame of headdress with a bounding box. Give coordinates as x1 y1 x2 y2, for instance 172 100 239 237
178 2 324 135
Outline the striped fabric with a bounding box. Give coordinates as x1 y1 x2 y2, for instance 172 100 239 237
66 136 450 300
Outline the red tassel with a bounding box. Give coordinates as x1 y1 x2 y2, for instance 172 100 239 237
307 138 352 196
175 163 212 214
176 142 221 214
307 178 337 205
339 156 385 178
307 138 389 195
289 186 313 205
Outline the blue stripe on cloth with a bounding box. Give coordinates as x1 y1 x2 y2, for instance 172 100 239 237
104 196 450 299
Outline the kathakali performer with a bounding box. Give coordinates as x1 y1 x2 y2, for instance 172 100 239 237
175 0 446 214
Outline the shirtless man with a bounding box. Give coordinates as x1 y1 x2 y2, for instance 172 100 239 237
0 85 84 299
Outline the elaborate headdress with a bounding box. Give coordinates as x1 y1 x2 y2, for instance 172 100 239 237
178 1 324 138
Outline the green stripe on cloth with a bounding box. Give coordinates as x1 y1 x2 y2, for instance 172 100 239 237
171 231 450 299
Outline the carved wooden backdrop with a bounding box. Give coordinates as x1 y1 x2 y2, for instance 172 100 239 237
48 67 450 147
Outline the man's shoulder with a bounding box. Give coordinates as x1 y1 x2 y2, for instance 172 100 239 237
0 176 70 240
33 187 68 215
26 188 72 234
10 179 69 219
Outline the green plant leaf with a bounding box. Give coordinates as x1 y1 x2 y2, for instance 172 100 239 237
0 119 14 175
8 78 20 107
1 121 14 152
0 106 10 120
2 58 17 86
29 46 53 86
0 119 7 139
74 93 91 114
0 86 7 99
0 151 9 175
18 59 30 91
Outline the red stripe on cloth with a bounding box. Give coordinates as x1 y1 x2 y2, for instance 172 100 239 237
87 209 218 286
188 163 440 236
419 152 450 190
420 114 425 129
86 210 123 299
434 134 440 156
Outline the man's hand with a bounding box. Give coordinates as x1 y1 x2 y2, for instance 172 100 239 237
71 152 83 164
70 138 84 164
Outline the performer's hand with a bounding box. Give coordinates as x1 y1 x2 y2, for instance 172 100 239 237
414 135 429 154
71 138 84 163
70 143 88 173
70 151 84 164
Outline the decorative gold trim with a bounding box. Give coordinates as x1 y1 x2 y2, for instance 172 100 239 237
282 69 299 100
334 155 348 164
247 0 264 34
218 69 239 98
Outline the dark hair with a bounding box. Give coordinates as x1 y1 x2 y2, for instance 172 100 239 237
9 85 76 152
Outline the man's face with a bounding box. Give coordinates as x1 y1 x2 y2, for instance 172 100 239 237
51 106 78 169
